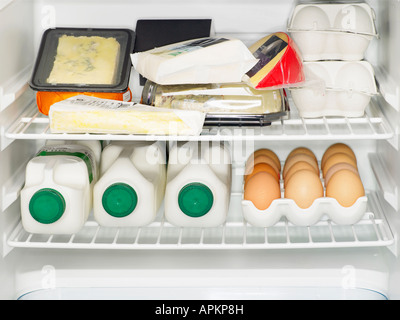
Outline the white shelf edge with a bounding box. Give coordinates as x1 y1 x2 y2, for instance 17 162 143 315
369 153 399 211
375 66 400 112
0 64 31 112
1 159 27 212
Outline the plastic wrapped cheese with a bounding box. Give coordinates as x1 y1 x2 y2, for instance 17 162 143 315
131 37 258 85
49 95 205 136
141 80 284 114
242 32 305 89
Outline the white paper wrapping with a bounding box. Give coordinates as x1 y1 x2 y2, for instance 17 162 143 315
49 95 205 136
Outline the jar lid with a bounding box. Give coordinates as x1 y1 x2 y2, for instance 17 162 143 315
29 188 66 224
178 183 214 218
102 183 138 218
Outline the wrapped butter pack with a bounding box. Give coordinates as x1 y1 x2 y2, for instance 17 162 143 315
49 95 205 136
131 37 258 85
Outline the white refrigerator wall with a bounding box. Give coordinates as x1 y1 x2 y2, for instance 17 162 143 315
0 0 400 299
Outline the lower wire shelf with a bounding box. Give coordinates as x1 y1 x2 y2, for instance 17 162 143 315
5 97 394 142
7 191 395 250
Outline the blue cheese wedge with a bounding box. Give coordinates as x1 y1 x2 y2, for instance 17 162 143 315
47 35 120 85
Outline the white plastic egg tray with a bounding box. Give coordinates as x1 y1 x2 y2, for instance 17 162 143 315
287 3 377 61
290 61 378 118
242 193 368 228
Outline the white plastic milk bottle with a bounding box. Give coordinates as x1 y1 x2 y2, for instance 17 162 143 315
165 141 232 227
93 141 166 227
20 140 102 234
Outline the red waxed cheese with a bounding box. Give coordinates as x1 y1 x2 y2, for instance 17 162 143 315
243 32 305 89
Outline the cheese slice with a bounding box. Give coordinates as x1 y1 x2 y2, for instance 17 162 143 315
47 35 121 85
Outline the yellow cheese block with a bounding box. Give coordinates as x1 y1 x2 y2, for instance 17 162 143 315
49 95 205 135
51 110 191 134
47 35 120 85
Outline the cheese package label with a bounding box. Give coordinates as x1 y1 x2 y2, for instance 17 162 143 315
243 32 305 90
36 89 132 116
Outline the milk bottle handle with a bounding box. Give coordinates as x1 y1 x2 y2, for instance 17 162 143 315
36 147 96 183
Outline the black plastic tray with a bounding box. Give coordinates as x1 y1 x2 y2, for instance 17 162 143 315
29 28 135 92
203 111 288 127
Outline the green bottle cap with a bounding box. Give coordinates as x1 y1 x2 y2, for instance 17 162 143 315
29 188 66 224
178 183 214 218
102 183 138 218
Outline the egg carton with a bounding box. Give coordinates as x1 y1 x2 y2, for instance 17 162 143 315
289 60 378 118
287 3 378 61
242 195 368 227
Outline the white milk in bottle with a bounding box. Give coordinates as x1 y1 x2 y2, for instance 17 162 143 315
93 141 166 226
165 141 232 227
20 140 101 234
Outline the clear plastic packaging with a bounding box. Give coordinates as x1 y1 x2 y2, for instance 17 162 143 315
287 3 378 61
141 80 288 126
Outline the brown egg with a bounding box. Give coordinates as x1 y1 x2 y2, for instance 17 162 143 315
244 163 280 185
251 149 281 171
322 152 357 177
246 154 280 176
244 172 281 210
284 169 324 209
321 143 356 170
284 161 318 188
286 147 318 165
326 170 365 207
283 153 319 179
325 163 359 186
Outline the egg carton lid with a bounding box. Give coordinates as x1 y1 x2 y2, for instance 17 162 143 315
287 3 378 37
290 60 378 96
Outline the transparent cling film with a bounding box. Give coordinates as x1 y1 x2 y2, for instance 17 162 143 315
141 80 285 115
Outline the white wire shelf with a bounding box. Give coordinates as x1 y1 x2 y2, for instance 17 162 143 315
7 191 394 251
5 98 393 142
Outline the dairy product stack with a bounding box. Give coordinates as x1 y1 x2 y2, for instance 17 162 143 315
20 140 101 234
165 142 232 227
93 141 166 227
287 3 378 118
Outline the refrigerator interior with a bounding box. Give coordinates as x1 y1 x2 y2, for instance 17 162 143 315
1 0 400 300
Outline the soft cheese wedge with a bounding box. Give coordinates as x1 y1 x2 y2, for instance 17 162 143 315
47 35 121 85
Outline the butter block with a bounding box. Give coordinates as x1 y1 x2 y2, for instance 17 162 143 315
49 95 205 136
